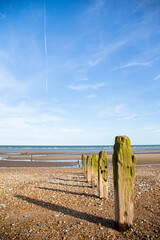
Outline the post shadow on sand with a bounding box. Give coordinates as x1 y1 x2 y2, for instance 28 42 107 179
55 172 84 176
50 177 87 183
15 195 115 230
48 182 91 188
36 186 98 198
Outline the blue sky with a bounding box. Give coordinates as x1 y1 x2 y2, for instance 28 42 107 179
0 0 160 145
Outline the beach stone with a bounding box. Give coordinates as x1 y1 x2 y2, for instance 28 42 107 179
0 203 6 209
112 136 136 231
98 151 108 199
81 154 86 177
91 154 98 187
86 155 92 183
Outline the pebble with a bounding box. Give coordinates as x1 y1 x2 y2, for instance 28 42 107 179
37 223 44 226
0 203 6 208
0 167 159 239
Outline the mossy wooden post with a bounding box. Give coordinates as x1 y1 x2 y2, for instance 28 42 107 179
91 154 98 187
112 136 136 231
87 155 92 183
98 151 108 199
81 154 86 176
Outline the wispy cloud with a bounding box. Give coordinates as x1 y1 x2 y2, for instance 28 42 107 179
99 104 137 121
154 129 160 133
69 84 89 91
88 0 105 13
0 101 63 132
92 83 106 89
0 67 27 93
112 58 160 72
68 82 106 91
61 128 83 133
87 39 128 67
88 56 105 67
153 75 160 81
0 12 6 20
86 94 96 98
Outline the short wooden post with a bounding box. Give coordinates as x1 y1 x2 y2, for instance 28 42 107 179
81 154 86 176
98 151 108 199
91 154 98 187
112 136 136 231
86 155 92 183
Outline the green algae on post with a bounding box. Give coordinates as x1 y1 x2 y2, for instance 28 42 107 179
86 155 92 183
81 154 86 176
112 136 136 231
98 151 108 199
91 154 98 187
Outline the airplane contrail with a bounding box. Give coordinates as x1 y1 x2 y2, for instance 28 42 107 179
44 0 48 94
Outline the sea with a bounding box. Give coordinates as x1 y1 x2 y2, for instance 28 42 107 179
0 145 160 152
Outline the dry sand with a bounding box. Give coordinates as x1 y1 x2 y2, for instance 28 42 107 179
0 166 159 239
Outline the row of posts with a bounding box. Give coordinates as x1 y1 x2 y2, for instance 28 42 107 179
81 135 136 231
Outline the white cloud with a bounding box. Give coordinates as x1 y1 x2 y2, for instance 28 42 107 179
112 61 151 71
0 101 63 132
61 128 83 133
92 83 106 89
153 129 160 133
86 94 96 98
153 75 160 81
112 58 160 72
88 56 105 67
117 114 136 121
69 84 89 91
69 82 106 91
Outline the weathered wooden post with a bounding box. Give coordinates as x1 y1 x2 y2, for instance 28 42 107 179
87 155 92 183
98 151 108 199
112 136 136 231
91 154 98 187
81 154 86 176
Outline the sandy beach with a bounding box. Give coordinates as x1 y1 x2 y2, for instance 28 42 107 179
0 165 159 239
0 149 160 239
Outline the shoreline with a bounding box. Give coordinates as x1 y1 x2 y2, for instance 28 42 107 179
0 149 160 167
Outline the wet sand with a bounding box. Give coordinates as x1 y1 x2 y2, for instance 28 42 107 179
0 166 159 239
0 160 78 168
0 149 160 167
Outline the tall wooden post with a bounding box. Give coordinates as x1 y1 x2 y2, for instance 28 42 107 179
91 154 98 187
98 151 108 199
81 154 86 176
87 155 92 183
112 136 136 231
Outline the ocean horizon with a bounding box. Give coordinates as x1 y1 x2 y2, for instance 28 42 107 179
0 144 160 152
